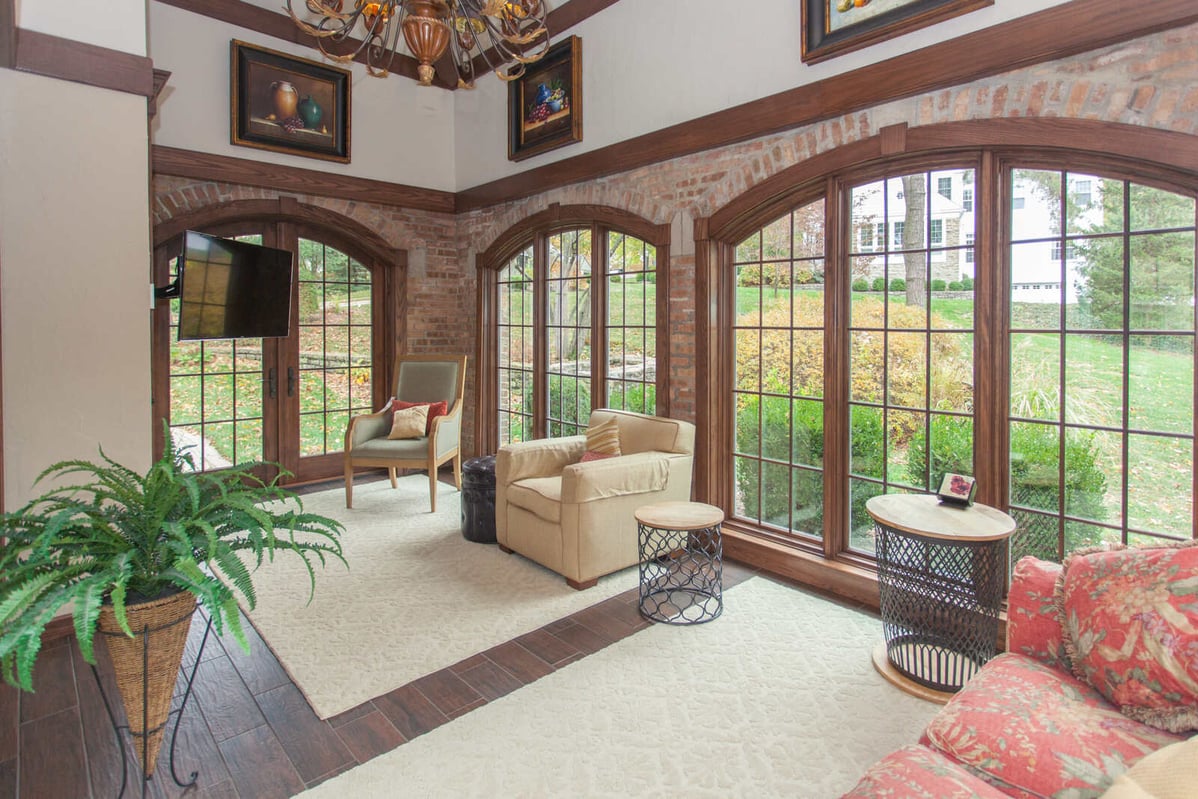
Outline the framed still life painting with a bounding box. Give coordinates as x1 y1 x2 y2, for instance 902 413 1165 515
230 40 351 163
801 0 993 64
508 35 582 162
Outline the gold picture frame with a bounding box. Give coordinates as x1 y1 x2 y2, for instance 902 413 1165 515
230 40 351 163
802 0 993 64
508 36 583 162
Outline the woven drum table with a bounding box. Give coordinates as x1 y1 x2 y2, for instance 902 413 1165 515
866 494 1016 701
635 501 724 625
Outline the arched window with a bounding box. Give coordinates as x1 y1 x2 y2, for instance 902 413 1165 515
704 126 1196 569
152 200 402 484
478 206 670 450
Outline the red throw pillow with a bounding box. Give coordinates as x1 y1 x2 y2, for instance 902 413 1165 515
579 450 616 463
1058 542 1198 733
391 399 448 435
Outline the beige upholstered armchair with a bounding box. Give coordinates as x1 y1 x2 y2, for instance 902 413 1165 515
496 409 696 589
344 353 467 512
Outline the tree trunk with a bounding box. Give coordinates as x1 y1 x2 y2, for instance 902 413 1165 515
902 175 928 308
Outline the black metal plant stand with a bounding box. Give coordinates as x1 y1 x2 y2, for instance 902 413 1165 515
90 612 213 799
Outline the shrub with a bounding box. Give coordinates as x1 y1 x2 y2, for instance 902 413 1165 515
851 278 869 292
961 275 975 291
931 279 947 291
889 278 906 292
948 281 964 291
795 268 815 285
871 277 886 292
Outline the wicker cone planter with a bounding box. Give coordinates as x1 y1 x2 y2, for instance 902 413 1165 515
97 590 198 778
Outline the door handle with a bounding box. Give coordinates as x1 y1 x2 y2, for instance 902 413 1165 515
268 367 277 398
287 367 297 398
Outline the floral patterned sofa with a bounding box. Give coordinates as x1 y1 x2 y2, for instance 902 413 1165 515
843 544 1198 799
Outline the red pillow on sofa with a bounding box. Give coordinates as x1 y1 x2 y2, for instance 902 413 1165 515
1058 542 1198 733
391 399 448 435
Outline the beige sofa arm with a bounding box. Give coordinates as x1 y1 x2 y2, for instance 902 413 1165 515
496 435 586 486
560 451 690 504
345 410 391 451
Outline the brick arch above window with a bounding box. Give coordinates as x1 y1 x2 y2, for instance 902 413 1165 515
692 117 1198 604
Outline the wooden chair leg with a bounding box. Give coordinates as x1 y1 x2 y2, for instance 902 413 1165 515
344 463 354 509
429 468 437 513
453 453 462 490
389 467 398 489
498 543 513 553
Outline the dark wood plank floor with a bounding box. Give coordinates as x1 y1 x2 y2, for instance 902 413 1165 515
0 475 765 799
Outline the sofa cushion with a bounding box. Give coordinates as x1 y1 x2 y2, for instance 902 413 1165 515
841 744 1009 798
1006 556 1071 671
506 476 562 523
1059 542 1198 733
924 653 1184 799
1099 735 1198 799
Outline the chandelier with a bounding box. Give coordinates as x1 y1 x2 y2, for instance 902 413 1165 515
285 0 550 88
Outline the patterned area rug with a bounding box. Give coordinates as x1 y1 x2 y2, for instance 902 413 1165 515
298 577 939 797
244 475 637 719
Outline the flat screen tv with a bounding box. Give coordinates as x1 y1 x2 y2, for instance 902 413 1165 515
176 230 293 341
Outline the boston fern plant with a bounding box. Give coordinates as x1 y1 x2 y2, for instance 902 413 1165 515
0 433 345 692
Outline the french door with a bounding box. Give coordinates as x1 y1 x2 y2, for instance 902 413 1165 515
152 220 389 484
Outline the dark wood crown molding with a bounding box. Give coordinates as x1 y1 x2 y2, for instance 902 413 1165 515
9 28 154 97
456 0 1198 212
152 0 615 90
152 145 456 214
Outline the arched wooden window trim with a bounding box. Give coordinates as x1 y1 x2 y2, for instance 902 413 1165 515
476 203 671 453
696 117 1198 605
151 197 406 460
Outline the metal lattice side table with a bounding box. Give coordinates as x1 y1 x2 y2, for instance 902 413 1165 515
635 501 725 625
866 494 1016 697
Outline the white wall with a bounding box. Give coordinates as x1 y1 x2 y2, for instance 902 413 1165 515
16 0 147 55
0 75 152 506
149 2 458 192
452 0 1071 190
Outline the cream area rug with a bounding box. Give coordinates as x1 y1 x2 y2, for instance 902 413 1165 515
299 577 939 798
245 475 637 719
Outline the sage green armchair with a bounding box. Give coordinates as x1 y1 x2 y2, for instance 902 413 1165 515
344 353 467 512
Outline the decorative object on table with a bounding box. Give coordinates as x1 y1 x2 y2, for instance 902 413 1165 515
866 493 1016 699
284 0 549 87
460 455 497 543
801 0 993 64
936 472 976 506
230 40 350 163
508 35 582 162
636 500 724 625
0 428 345 786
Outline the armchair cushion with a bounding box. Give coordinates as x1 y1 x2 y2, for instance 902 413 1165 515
388 404 428 439
560 452 669 504
505 476 563 523
1059 542 1198 733
392 399 448 435
584 416 622 458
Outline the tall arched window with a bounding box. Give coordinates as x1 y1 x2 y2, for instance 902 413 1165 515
704 128 1196 570
478 207 670 451
153 200 402 484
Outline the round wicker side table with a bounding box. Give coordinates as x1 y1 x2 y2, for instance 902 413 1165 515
635 501 725 625
866 494 1016 700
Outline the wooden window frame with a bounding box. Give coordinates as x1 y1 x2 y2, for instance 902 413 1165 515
475 204 671 453
696 120 1198 605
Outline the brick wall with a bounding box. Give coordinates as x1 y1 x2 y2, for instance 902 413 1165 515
154 23 1198 456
